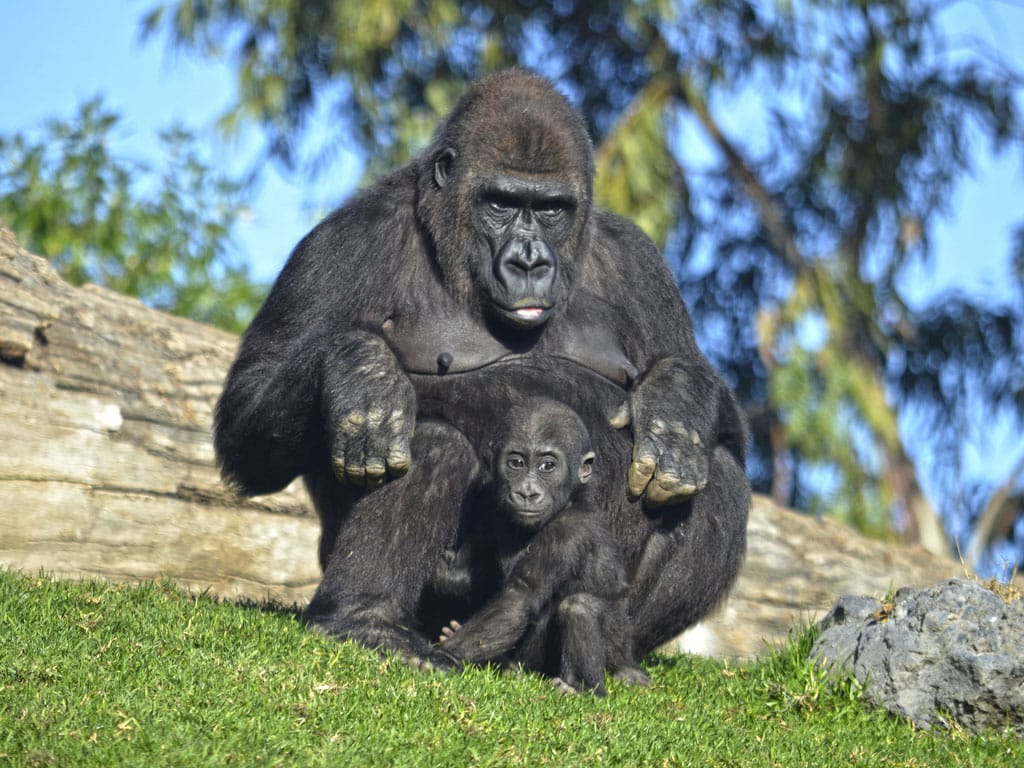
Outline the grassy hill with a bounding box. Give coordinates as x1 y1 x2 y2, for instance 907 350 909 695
1 571 1018 767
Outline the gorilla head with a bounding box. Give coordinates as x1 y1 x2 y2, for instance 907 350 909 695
491 398 596 529
416 69 595 329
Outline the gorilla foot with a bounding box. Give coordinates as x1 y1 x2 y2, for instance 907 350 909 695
550 676 608 697
401 647 460 672
550 676 581 695
613 665 651 687
306 603 437 662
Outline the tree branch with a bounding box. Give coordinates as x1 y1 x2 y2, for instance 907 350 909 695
966 453 1024 571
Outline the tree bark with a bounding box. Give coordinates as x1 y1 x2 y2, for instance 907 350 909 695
0 227 960 658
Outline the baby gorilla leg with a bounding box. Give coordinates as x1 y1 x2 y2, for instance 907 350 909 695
551 592 610 696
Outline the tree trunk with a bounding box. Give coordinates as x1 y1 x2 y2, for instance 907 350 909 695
0 228 960 658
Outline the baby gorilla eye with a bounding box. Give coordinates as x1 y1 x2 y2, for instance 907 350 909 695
506 455 526 470
537 459 558 473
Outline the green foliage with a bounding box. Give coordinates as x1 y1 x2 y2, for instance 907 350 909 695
594 75 684 248
142 1 673 179
142 0 512 176
0 98 265 333
669 0 1024 550
3 571 1021 767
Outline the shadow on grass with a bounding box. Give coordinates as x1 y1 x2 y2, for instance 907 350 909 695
182 583 308 624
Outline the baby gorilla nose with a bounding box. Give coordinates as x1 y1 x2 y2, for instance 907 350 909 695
512 488 543 505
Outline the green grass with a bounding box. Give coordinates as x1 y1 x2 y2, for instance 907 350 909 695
1 570 1018 767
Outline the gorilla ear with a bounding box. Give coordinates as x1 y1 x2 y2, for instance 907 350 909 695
433 148 457 189
579 451 596 484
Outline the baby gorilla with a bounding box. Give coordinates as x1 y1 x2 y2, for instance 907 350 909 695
433 398 649 695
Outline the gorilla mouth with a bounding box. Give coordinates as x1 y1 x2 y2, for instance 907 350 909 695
513 509 549 527
496 303 552 329
515 307 546 321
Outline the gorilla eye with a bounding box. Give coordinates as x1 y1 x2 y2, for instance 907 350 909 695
536 204 570 230
506 455 526 470
484 195 518 216
538 460 558 473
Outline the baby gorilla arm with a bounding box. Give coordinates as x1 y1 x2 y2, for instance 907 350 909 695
438 514 587 662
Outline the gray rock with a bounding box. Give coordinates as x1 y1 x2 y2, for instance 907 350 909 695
810 579 1024 736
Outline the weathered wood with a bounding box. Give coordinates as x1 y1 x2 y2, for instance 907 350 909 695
0 228 319 604
0 227 959 657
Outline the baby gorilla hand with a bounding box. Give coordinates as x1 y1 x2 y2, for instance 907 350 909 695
324 332 416 490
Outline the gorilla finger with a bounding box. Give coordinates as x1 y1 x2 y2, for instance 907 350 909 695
343 445 368 486
683 462 709 493
331 455 348 483
675 451 709 493
650 442 708 492
627 454 657 499
386 435 412 477
361 429 391 489
345 464 368 487
644 474 696 507
363 462 387 490
609 400 632 429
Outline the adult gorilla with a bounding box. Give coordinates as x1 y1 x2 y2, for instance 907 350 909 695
215 69 750 666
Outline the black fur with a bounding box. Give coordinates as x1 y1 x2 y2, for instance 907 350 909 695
215 69 751 666
433 399 646 695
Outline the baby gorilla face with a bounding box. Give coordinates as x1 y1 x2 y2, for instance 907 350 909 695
497 440 594 528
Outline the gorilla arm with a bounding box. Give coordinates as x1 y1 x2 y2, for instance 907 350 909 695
216 324 416 496
214 188 418 496
588 211 748 507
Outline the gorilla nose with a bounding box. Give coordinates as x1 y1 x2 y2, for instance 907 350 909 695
507 240 552 272
513 489 542 504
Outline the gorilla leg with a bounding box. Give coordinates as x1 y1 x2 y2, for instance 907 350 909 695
305 420 480 661
306 480 361 571
628 446 749 656
553 593 609 696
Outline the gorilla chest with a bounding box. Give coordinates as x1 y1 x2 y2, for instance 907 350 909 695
380 301 638 388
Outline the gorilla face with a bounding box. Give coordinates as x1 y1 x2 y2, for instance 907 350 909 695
493 399 595 528
416 70 595 332
474 175 577 330
497 442 594 528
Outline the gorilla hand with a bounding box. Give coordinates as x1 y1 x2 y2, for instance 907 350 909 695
610 357 718 507
324 331 416 490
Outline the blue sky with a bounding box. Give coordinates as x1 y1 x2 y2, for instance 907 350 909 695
1 1 1022 291
0 0 322 282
